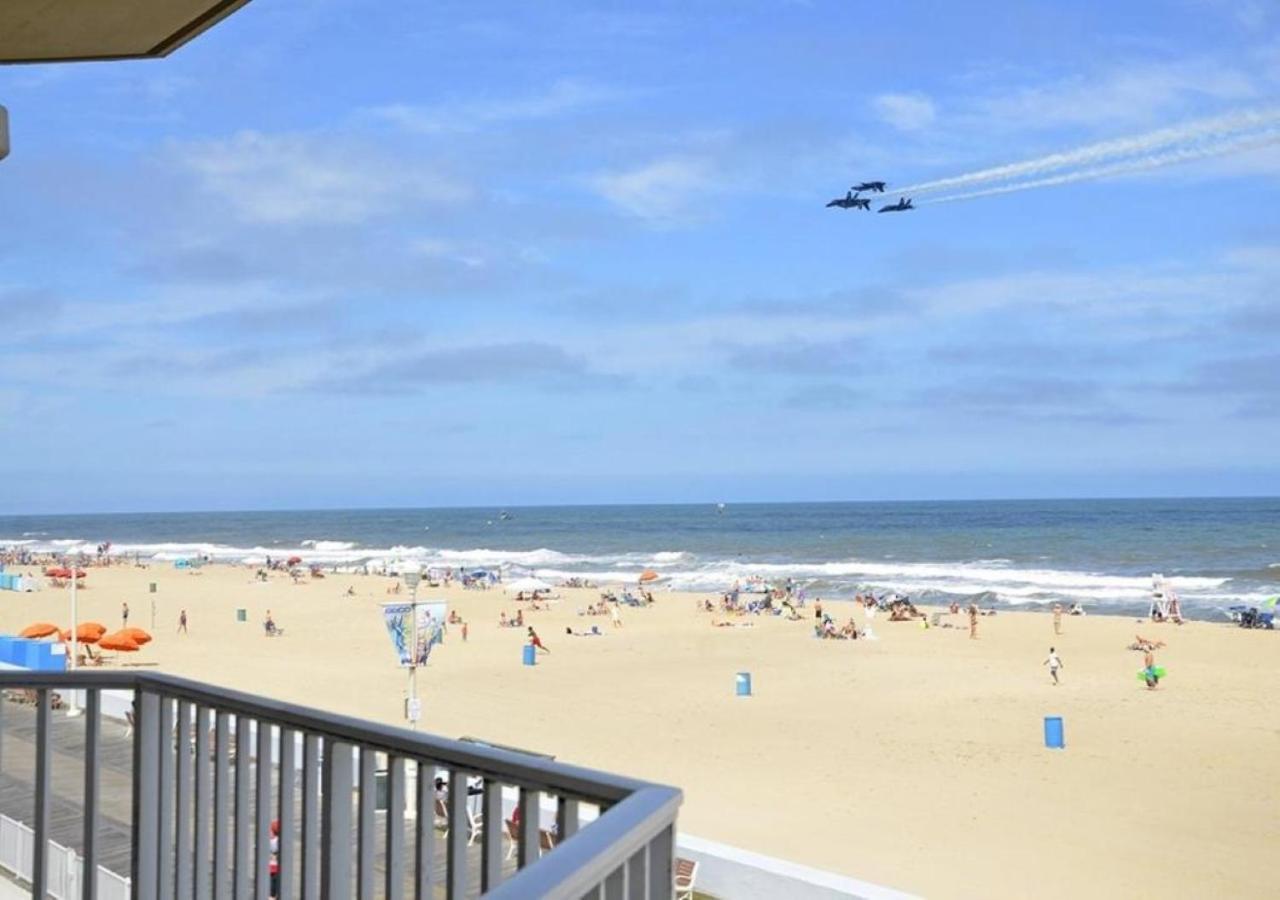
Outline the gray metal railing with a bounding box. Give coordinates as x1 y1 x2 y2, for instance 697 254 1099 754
0 671 681 899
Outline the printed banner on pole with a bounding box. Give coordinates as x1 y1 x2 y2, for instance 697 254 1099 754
381 601 448 667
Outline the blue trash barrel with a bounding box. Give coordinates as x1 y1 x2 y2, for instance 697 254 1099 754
522 644 536 666
736 672 752 697
1044 716 1065 749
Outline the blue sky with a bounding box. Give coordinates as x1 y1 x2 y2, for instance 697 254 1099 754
1 0 1278 512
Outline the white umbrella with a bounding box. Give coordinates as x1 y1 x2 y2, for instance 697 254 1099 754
506 577 552 593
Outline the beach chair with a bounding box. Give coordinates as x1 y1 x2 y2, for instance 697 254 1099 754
504 818 557 860
674 858 699 900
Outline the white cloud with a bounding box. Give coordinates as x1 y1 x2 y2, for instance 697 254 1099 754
588 157 713 223
873 93 937 131
369 79 620 135
177 131 470 225
972 59 1260 130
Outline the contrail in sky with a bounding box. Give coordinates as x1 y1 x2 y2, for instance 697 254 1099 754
928 127 1280 203
895 107 1280 200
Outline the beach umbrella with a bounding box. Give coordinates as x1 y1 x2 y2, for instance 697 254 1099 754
506 577 552 593
122 627 153 645
639 570 661 583
98 631 140 652
286 556 303 567
1263 596 1278 608
19 622 60 639
62 623 107 643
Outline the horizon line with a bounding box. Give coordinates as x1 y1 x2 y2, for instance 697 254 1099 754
1 493 1277 519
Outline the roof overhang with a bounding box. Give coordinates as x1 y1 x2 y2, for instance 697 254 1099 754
0 0 253 64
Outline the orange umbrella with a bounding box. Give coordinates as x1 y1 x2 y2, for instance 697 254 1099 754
122 627 152 645
61 623 107 644
97 631 140 652
19 622 60 639
639 570 660 583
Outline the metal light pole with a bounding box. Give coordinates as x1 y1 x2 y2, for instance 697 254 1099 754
67 557 81 717
404 571 422 730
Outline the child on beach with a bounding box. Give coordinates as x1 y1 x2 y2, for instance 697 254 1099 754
968 603 978 639
1044 647 1063 685
528 627 549 653
178 609 188 635
1052 603 1063 635
1143 649 1160 690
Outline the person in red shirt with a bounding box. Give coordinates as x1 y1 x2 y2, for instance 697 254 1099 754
528 627 549 653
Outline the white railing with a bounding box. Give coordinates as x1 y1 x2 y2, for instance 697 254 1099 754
0 813 130 900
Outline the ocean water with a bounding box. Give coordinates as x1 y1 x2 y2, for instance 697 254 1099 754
1 499 1276 618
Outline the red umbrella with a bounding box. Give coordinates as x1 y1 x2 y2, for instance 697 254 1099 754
286 556 302 567
639 570 660 583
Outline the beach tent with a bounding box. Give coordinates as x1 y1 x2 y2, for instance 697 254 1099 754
506 577 552 594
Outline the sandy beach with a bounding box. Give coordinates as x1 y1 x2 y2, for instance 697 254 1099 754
1 562 1276 899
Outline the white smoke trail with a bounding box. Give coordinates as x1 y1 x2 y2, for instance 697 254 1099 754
897 106 1280 196
928 128 1280 203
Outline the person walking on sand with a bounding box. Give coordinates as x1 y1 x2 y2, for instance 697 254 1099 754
122 602 129 627
610 602 623 628
1044 647 1063 685
527 626 549 654
1052 603 1063 635
968 602 978 639
178 609 188 635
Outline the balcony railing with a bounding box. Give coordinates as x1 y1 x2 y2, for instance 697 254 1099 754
0 671 682 898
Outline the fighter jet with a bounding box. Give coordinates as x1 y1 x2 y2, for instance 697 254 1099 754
877 197 914 213
854 181 887 193
826 190 871 210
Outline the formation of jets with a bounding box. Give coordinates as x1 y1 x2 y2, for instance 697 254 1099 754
826 180 914 213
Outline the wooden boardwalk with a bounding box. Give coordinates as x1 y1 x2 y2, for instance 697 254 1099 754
0 700 522 897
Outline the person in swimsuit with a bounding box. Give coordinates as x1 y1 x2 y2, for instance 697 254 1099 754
1044 647 1063 685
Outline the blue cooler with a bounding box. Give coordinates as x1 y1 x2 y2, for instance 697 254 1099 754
522 644 536 666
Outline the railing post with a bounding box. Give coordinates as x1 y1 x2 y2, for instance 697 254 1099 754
194 706 211 900
175 700 193 897
385 757 405 900
358 749 377 898
446 769 469 899
414 762 434 900
213 710 231 899
234 716 251 899
131 690 161 900
321 739 353 897
83 689 100 900
516 787 538 870
278 728 297 900
646 824 674 900
301 733 321 900
480 777 503 891
158 696 176 890
255 722 273 898
33 689 51 898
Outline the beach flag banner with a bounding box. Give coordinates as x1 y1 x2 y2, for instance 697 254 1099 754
381 601 448 667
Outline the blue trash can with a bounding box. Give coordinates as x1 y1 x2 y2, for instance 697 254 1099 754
522 644 536 666
1044 716 1065 749
736 672 752 697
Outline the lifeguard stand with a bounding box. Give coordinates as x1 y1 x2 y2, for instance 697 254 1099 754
1150 574 1183 621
